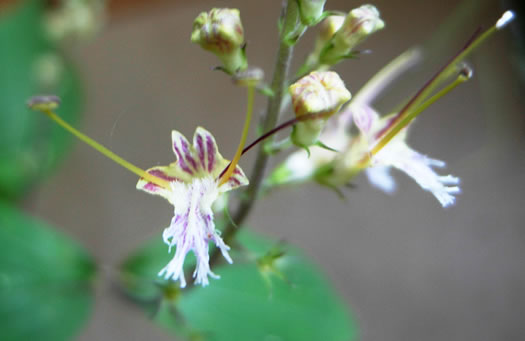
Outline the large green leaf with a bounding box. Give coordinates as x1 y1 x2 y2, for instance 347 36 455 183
0 0 83 199
0 200 95 341
121 229 357 341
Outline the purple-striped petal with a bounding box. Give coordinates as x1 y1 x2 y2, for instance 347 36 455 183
220 165 249 192
136 166 181 204
193 127 220 174
172 130 200 175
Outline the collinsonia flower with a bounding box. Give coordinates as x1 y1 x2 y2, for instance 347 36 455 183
329 104 461 207
137 127 249 287
191 8 247 74
28 94 250 287
289 71 351 148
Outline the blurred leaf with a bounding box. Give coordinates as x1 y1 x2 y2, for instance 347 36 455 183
0 200 95 341
0 0 83 199
121 229 358 341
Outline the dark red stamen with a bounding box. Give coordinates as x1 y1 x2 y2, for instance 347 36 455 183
218 112 330 180
380 26 484 138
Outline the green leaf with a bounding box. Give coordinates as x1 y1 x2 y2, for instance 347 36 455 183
0 200 95 341
0 0 83 199
120 229 358 341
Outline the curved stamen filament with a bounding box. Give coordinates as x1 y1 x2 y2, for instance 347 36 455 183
381 12 513 144
218 85 255 186
38 108 170 189
362 72 469 165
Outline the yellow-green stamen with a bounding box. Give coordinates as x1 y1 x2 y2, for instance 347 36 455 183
219 85 255 186
37 108 170 189
370 72 470 158
387 15 511 133
358 11 514 166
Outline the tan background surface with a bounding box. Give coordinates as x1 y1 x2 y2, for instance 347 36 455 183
27 0 524 340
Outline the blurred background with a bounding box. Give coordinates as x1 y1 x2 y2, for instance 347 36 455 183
1 0 524 340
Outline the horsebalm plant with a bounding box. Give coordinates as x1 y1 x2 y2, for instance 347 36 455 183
30 1 515 289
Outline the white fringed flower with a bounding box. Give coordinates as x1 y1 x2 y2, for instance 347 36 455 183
137 127 248 287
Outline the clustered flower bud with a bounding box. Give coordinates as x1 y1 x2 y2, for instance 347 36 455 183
297 0 327 26
289 71 351 147
319 4 384 65
191 8 247 74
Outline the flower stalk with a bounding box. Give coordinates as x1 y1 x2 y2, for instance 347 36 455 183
208 1 298 268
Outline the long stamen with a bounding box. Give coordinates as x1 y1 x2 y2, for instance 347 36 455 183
29 99 170 189
218 111 331 179
379 11 514 143
369 70 470 159
358 10 514 165
218 85 255 186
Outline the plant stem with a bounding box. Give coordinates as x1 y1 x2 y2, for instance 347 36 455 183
209 0 297 268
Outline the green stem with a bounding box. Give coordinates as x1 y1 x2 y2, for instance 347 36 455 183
209 0 297 268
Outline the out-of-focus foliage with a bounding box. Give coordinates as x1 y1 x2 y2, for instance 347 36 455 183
0 200 95 341
0 0 82 199
121 229 357 341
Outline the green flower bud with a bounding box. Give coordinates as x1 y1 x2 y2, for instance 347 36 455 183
289 71 351 147
297 0 327 26
191 8 247 74
320 4 384 65
318 15 345 43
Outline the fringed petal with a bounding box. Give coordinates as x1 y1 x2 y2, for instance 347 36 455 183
377 142 460 207
366 165 397 194
158 177 232 287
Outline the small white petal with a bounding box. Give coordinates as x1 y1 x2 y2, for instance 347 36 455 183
438 175 460 185
366 165 397 194
423 157 446 168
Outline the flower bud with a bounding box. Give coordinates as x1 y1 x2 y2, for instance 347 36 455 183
191 8 247 74
320 5 384 65
297 0 327 26
289 71 351 146
290 71 351 118
318 15 345 43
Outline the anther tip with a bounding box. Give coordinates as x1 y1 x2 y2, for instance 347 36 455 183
496 10 515 30
27 95 61 111
459 64 473 79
